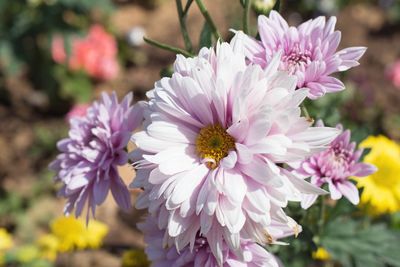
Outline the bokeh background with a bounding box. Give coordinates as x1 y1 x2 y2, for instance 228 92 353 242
0 0 400 266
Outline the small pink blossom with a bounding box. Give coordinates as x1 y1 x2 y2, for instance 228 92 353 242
386 60 400 89
295 124 377 208
233 11 366 99
51 25 119 80
65 103 90 122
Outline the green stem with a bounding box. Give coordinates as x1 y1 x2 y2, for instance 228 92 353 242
243 0 251 34
183 0 194 15
194 0 222 41
301 103 312 120
279 0 285 13
317 197 326 237
176 0 193 52
144 37 193 57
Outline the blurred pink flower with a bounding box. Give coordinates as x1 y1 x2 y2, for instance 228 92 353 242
66 103 90 122
52 36 67 63
52 25 119 80
386 60 400 89
232 11 366 99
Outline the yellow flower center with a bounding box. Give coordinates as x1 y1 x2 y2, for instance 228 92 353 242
196 124 235 169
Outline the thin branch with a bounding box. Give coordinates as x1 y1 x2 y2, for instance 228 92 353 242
183 0 194 15
279 0 285 13
243 0 251 34
176 0 193 52
144 37 193 58
194 0 222 41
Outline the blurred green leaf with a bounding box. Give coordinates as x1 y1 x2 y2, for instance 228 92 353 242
199 21 213 48
61 73 92 102
321 218 400 267
0 40 23 75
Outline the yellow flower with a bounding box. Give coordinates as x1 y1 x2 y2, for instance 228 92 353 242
82 220 109 249
50 216 109 252
37 234 59 262
312 247 331 261
15 245 40 263
354 135 400 215
0 228 13 251
121 250 150 267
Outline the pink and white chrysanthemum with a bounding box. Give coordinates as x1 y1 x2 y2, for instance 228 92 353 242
50 92 143 218
232 11 366 99
138 215 282 267
132 42 339 263
295 124 377 209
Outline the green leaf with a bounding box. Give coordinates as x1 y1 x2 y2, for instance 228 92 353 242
61 73 92 102
239 0 246 7
199 21 213 48
0 40 23 76
321 219 400 267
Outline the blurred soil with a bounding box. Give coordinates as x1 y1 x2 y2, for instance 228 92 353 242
0 1 399 266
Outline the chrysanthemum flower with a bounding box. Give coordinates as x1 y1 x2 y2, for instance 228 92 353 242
233 11 366 99
132 42 339 262
50 92 143 217
295 124 376 208
138 215 280 267
354 135 400 215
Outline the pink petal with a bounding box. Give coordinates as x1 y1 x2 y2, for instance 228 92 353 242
328 181 342 200
110 176 131 211
352 163 377 177
301 194 318 209
337 181 360 205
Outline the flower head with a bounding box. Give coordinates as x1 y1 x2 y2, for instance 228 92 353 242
312 247 331 261
50 92 143 217
50 216 109 252
138 215 280 267
354 135 400 215
233 11 366 99
296 124 377 208
37 234 59 262
0 228 13 251
132 42 338 262
52 25 119 80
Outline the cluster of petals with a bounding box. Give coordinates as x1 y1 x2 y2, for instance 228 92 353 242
138 215 282 267
52 24 119 80
131 41 339 263
295 123 377 208
50 92 143 218
233 11 366 99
